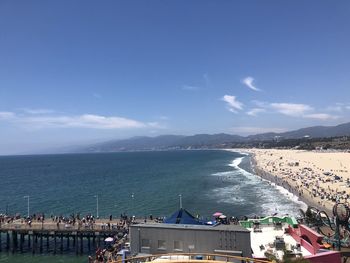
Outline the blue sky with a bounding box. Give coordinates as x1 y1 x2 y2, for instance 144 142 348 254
0 0 350 154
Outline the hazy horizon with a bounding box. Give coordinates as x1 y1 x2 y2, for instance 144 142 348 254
1 1 349 155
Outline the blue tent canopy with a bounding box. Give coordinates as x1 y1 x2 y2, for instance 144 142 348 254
164 208 204 225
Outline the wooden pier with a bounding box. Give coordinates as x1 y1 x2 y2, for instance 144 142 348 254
0 219 127 254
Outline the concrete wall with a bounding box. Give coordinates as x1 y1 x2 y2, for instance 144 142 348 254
130 225 251 258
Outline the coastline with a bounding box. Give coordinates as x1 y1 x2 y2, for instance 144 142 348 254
249 152 331 214
241 148 350 216
225 148 332 215
224 149 309 214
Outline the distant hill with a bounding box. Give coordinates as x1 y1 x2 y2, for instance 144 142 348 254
250 122 350 141
75 122 350 153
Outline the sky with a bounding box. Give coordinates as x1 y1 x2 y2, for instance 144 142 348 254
0 0 350 154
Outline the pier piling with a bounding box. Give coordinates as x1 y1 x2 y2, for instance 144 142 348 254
27 232 31 248
80 234 83 254
0 219 121 255
53 234 56 254
6 231 10 250
40 233 43 253
60 233 63 253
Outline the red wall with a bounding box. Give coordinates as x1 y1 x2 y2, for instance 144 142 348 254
287 224 341 263
288 224 324 254
305 251 341 263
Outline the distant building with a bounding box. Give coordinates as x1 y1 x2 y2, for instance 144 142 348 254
130 223 251 258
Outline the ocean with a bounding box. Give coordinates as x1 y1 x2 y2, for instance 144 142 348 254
0 150 306 262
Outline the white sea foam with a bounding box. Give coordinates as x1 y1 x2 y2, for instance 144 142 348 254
211 153 308 216
224 149 249 156
211 186 246 204
229 157 245 168
272 183 308 211
211 171 237 176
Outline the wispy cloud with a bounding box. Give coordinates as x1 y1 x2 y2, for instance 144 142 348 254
182 85 200 91
0 111 15 119
157 116 169 120
325 103 350 112
0 111 160 130
246 108 266 116
303 113 339 120
270 103 313 117
269 103 339 120
242 76 260 91
251 100 269 108
21 108 55 114
147 122 166 129
20 114 146 129
222 95 243 113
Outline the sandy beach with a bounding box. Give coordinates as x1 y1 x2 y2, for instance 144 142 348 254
239 149 350 214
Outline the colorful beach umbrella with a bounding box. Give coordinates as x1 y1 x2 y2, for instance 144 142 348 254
213 212 223 217
104 237 114 242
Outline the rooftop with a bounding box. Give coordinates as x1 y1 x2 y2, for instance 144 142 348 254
131 223 249 233
248 224 311 260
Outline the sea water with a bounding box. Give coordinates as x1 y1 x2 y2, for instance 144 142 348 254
0 150 306 262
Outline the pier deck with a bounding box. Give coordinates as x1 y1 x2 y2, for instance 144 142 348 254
0 218 131 254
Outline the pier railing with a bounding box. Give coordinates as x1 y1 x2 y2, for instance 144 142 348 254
0 219 125 232
0 219 127 254
113 253 272 263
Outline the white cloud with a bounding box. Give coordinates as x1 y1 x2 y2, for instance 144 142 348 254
242 76 260 91
0 111 160 130
251 100 269 108
21 114 146 129
270 103 313 117
21 108 55 114
182 85 199 91
0 111 15 119
303 113 339 120
147 122 167 129
155 115 169 120
246 108 266 116
325 104 343 112
230 126 287 135
250 101 342 120
222 95 243 113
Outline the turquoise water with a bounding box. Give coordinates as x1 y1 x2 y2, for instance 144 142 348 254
0 150 305 262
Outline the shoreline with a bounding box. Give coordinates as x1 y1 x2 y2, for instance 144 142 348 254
225 148 332 215
237 148 346 216
249 153 331 215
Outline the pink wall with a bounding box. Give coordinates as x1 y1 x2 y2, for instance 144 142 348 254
287 224 324 254
305 251 341 263
286 224 341 262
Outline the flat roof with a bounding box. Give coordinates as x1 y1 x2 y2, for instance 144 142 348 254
130 223 249 233
249 225 311 259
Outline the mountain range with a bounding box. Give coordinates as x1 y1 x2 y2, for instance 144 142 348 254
76 122 350 153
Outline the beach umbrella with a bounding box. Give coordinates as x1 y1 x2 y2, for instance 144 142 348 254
213 212 223 217
219 215 227 219
104 237 114 242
